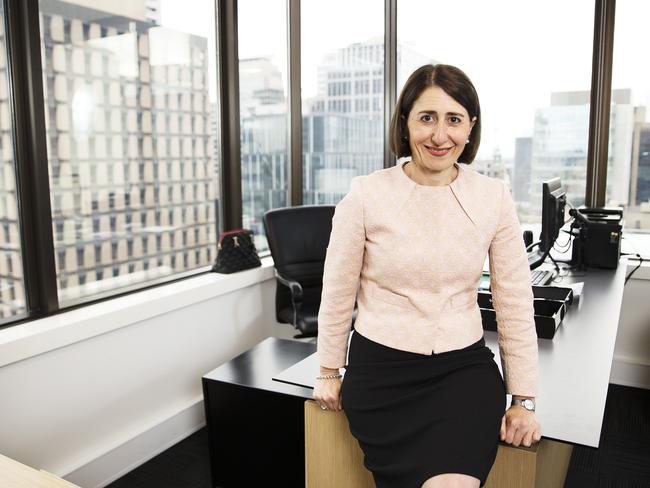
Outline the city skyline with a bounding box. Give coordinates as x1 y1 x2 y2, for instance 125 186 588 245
1 0 649 317
0 0 221 317
237 35 650 236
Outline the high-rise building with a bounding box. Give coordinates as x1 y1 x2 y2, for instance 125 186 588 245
529 89 636 218
0 0 218 314
0 10 23 318
626 119 650 229
514 137 533 205
473 148 508 182
145 0 161 25
235 40 442 238
238 57 288 244
629 110 650 206
303 37 433 204
303 38 384 204
237 38 435 214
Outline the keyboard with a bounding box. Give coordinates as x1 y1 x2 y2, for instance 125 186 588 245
531 269 554 286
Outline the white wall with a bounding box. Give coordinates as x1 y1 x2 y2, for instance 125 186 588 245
0 263 299 488
0 259 647 488
610 264 650 389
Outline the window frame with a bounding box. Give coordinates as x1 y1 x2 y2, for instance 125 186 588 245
0 0 621 329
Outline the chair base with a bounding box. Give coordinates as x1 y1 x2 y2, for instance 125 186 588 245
294 332 317 339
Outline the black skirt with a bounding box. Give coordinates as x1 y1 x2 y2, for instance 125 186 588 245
341 331 506 488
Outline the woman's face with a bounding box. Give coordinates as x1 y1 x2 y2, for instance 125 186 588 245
406 85 475 171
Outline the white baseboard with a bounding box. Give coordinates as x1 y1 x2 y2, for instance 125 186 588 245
609 356 650 390
62 397 206 488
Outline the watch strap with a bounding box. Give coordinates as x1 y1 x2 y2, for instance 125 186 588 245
511 398 536 411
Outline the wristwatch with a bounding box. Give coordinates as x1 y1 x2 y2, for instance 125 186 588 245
511 398 536 412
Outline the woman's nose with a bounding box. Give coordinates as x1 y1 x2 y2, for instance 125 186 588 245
430 124 448 146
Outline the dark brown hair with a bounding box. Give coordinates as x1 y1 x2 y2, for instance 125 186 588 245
389 64 481 163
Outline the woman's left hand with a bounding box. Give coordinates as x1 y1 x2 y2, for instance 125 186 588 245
500 406 542 447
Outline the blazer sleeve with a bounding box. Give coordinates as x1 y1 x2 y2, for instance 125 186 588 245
488 180 539 397
317 176 366 369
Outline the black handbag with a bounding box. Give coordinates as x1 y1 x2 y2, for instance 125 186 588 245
212 228 262 274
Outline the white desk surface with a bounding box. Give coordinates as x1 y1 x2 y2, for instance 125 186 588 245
274 260 628 449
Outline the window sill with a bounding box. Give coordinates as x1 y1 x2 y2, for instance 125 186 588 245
0 257 276 368
1 231 647 369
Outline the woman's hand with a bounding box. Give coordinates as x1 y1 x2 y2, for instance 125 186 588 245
500 406 541 447
313 375 343 411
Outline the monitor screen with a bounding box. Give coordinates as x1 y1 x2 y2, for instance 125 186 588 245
540 178 567 253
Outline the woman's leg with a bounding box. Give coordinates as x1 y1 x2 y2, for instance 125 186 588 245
421 473 481 488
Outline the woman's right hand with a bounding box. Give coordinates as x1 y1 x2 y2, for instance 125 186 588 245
313 372 343 411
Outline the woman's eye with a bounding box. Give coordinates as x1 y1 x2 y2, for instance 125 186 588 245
421 114 432 122
449 116 461 124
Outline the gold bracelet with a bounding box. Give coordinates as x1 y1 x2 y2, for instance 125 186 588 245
316 373 342 380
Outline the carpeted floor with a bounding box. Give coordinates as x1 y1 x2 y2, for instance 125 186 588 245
106 383 650 488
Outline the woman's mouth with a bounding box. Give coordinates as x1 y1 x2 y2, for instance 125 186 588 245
425 145 453 157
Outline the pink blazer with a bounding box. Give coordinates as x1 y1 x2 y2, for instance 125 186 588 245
317 161 539 397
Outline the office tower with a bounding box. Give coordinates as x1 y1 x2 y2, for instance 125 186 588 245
529 89 635 218
56 0 155 22
302 37 383 205
0 0 218 314
0 16 24 318
303 38 432 204
607 90 636 205
627 118 650 229
239 57 288 243
210 101 220 182
473 148 509 182
514 137 533 204
238 38 434 221
145 0 161 25
237 37 433 221
631 122 650 204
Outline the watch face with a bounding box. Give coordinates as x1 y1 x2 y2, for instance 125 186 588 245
523 399 535 410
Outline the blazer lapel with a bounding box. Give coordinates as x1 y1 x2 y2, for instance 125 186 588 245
449 163 481 230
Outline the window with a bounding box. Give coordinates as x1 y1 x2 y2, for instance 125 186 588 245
0 1 634 327
610 1 650 231
38 0 220 306
238 0 289 254
0 2 28 320
302 0 384 205
397 0 594 225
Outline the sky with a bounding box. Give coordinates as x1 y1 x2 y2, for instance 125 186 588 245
159 0 650 160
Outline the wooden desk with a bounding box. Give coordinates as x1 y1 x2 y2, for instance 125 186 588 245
304 400 573 488
302 264 627 487
203 264 627 487
0 454 80 488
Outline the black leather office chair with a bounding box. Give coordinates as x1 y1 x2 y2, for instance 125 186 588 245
263 205 357 338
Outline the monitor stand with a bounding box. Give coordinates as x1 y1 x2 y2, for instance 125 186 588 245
527 248 547 270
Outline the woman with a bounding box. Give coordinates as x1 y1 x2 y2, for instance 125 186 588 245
313 64 542 488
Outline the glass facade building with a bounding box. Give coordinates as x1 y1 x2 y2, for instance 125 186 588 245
26 0 219 310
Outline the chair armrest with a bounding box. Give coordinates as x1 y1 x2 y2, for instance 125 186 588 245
275 270 304 302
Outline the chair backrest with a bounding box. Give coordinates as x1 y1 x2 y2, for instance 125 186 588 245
263 206 335 292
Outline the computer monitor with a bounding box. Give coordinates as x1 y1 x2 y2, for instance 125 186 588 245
539 177 567 253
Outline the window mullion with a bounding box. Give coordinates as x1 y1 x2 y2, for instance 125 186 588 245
586 0 616 207
288 0 302 205
4 0 59 316
217 0 243 230
383 0 397 168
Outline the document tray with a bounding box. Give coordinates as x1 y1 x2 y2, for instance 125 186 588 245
477 285 573 339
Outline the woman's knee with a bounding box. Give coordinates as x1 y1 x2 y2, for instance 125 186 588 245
421 472 481 488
